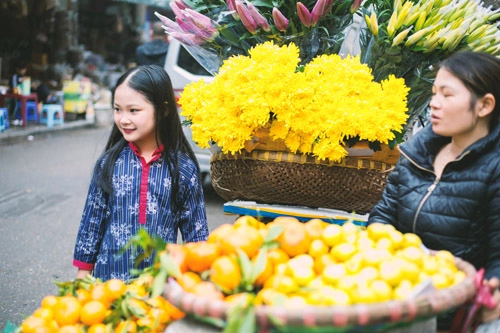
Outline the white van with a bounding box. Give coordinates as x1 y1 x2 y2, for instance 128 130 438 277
163 39 214 182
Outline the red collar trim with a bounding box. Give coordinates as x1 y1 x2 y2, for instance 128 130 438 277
128 142 164 159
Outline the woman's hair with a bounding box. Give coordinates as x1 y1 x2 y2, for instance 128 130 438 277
439 51 500 130
95 65 200 207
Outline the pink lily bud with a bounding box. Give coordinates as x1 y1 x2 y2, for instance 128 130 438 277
297 2 312 28
247 2 271 31
323 0 335 16
174 0 191 10
311 0 327 26
349 0 362 14
235 0 258 34
169 31 204 46
226 0 240 20
176 17 215 41
184 8 214 29
272 8 289 32
169 1 184 18
184 12 219 39
155 12 182 32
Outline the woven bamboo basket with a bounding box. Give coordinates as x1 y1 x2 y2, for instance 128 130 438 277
163 256 477 333
210 127 400 214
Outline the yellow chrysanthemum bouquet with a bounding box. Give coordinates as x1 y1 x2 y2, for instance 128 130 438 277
180 42 409 162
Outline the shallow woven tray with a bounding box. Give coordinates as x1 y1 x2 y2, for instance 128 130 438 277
210 150 395 215
163 257 477 332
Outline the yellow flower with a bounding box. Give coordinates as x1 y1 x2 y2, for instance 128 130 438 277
179 42 409 162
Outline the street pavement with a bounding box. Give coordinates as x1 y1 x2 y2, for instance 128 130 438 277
0 119 236 330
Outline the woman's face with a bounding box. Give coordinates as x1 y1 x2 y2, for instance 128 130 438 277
113 83 157 151
429 67 480 138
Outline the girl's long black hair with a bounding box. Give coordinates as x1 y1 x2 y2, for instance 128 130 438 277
94 65 200 208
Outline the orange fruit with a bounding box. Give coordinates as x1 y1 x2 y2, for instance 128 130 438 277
21 315 46 333
322 263 347 285
88 323 108 333
210 255 242 292
330 242 356 262
59 325 82 333
221 224 263 258
399 246 424 267
402 233 422 248
163 300 186 321
147 306 170 325
191 281 224 300
314 253 336 274
308 239 329 258
185 241 220 272
41 295 58 309
176 271 202 292
253 254 273 287
276 221 311 257
33 307 53 323
207 224 235 245
166 243 188 273
233 215 264 229
267 248 289 267
224 293 251 305
90 284 113 307
105 278 127 301
81 300 107 326
322 224 343 247
115 320 137 333
128 298 150 319
75 288 91 305
304 219 326 239
53 296 82 326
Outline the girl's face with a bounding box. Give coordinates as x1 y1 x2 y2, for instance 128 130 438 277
114 83 157 151
429 68 480 138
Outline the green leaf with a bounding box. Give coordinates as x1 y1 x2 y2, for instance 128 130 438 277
264 225 284 242
151 268 168 298
223 298 257 333
236 249 254 288
250 249 267 283
160 251 181 279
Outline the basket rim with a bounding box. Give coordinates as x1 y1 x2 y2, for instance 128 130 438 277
211 150 395 172
163 255 477 329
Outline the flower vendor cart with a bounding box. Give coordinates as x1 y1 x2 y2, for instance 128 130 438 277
148 0 500 329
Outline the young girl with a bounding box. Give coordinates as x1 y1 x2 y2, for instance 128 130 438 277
73 65 209 282
368 51 500 330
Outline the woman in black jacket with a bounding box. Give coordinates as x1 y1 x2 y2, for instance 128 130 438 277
368 51 500 331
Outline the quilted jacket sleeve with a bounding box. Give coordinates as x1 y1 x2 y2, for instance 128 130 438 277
485 163 500 280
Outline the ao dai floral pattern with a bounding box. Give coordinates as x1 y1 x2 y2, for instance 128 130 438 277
73 144 208 282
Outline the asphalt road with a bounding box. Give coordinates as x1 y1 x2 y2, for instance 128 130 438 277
0 125 236 329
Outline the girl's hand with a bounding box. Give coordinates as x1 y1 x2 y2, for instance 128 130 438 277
76 269 91 280
479 277 500 323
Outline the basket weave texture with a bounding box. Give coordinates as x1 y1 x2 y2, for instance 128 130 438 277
210 126 400 214
210 150 396 215
164 256 477 332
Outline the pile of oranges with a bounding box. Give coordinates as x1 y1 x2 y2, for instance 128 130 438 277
20 275 185 333
170 216 465 308
20 215 466 332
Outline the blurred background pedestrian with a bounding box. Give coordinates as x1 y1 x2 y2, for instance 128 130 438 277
135 22 169 67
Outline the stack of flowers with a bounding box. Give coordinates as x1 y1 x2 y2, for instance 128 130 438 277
155 0 360 73
360 0 500 124
180 42 409 162
156 0 500 130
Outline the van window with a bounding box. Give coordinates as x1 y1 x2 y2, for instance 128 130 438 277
177 46 211 76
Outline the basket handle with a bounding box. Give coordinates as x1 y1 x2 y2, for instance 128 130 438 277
450 268 496 333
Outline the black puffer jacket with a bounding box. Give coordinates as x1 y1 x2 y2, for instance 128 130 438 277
369 124 500 281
